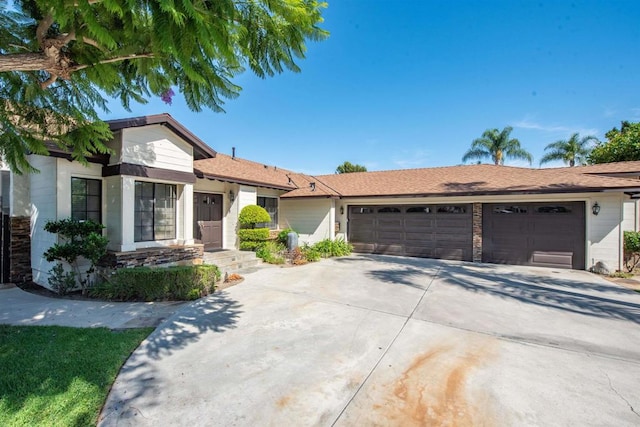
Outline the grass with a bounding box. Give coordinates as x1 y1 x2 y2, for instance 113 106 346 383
0 325 152 427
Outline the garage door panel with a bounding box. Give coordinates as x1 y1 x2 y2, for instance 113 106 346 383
349 204 472 261
352 243 375 253
483 202 585 269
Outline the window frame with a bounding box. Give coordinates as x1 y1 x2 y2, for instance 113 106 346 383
71 177 102 223
134 181 177 242
257 196 278 229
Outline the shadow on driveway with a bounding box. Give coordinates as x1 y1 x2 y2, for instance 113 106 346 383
347 254 640 324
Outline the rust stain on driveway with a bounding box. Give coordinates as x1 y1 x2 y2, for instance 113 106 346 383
374 338 498 426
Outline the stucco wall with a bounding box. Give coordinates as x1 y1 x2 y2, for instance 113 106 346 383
119 125 193 172
280 198 334 244
29 156 57 286
587 194 623 271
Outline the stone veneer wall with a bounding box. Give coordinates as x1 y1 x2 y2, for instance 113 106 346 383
472 203 482 263
100 244 204 269
10 216 32 283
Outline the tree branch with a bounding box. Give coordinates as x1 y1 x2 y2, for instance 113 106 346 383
40 74 58 89
70 53 155 71
79 37 105 51
36 12 55 47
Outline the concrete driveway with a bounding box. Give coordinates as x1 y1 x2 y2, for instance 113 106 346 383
100 255 640 426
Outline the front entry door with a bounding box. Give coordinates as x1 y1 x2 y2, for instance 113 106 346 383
194 193 223 249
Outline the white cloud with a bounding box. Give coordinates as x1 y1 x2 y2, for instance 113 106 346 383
512 116 598 138
392 149 432 169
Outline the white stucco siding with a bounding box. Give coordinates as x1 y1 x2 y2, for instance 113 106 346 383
104 176 123 250
588 194 623 271
120 126 193 172
280 198 333 245
621 199 637 232
238 185 257 210
29 155 57 287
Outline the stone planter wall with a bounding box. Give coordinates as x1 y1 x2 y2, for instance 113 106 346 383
10 216 32 283
100 244 204 269
472 203 482 263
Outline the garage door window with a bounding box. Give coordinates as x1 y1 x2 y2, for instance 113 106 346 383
378 207 401 213
406 207 432 214
437 205 467 214
352 207 374 214
536 205 572 214
493 206 528 214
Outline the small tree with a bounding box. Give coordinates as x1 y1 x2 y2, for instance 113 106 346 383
588 121 640 164
238 205 271 251
44 219 108 294
336 161 367 174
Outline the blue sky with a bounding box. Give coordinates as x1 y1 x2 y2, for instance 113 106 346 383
102 1 640 175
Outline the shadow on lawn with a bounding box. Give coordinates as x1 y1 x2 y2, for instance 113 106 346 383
98 290 242 425
348 253 640 324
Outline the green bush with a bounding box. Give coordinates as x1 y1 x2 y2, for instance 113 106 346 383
256 241 286 264
89 264 221 301
301 244 322 262
238 205 271 228
239 241 262 251
623 231 640 272
238 228 270 241
277 228 297 245
312 238 353 258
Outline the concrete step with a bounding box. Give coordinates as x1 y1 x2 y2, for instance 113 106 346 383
202 250 262 276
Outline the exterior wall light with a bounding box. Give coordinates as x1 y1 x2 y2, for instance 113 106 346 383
229 190 235 203
340 205 344 215
592 202 600 216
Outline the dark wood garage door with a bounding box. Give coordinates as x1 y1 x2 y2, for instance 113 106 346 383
348 204 473 261
483 202 585 269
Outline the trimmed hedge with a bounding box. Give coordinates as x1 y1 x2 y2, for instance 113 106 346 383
238 228 270 241
239 205 271 228
239 241 262 251
89 265 221 301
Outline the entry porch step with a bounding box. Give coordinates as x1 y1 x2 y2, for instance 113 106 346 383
202 250 262 277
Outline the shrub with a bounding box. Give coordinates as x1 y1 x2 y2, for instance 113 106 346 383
289 247 308 265
277 228 297 245
239 240 263 251
312 238 353 258
44 218 108 294
238 228 270 241
301 244 322 262
256 241 286 264
89 265 221 301
48 263 77 295
239 205 271 228
623 231 640 272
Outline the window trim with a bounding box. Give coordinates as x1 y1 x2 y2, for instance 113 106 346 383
134 181 177 242
257 196 279 229
71 177 102 223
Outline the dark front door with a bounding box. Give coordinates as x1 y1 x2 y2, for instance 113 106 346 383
194 193 223 250
483 202 586 269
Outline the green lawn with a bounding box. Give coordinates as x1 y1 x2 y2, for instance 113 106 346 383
0 325 152 427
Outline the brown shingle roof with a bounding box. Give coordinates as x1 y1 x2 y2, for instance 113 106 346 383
567 161 640 174
281 164 640 198
194 154 297 190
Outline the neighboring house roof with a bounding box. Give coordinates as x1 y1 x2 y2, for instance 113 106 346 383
194 153 297 190
281 164 640 199
569 161 640 175
107 113 217 160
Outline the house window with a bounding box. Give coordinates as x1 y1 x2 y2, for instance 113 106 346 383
134 182 177 242
257 196 278 229
437 205 467 214
71 177 102 222
406 206 432 214
351 207 374 214
493 206 528 214
378 207 402 213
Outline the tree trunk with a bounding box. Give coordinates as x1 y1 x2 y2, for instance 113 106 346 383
0 53 55 73
569 159 575 167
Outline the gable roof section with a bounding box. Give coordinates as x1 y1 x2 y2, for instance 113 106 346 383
569 161 640 175
194 154 297 190
107 113 217 160
281 164 640 198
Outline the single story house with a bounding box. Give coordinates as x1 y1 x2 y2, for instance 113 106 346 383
2 113 640 289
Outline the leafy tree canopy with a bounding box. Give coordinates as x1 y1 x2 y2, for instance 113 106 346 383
588 121 640 164
335 161 367 174
462 126 533 165
0 0 328 173
539 133 597 167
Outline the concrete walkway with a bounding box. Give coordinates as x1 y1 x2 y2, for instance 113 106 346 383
99 255 640 426
0 286 185 329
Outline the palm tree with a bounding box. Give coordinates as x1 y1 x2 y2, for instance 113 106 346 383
462 126 533 165
539 133 598 167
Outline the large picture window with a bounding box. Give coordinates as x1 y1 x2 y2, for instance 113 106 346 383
71 178 102 222
134 182 177 242
257 196 278 229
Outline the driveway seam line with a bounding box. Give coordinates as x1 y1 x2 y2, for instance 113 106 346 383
411 317 640 366
329 265 442 426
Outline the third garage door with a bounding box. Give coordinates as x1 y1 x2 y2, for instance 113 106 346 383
348 204 472 261
483 202 585 269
